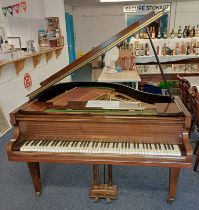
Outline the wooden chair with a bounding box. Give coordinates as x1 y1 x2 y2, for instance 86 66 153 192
177 75 192 112
177 76 199 171
188 86 199 171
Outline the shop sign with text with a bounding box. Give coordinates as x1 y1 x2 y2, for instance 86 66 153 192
124 4 170 13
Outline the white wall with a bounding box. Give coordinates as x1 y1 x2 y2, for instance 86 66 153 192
68 1 199 53
0 0 69 118
72 6 125 53
173 1 199 30
2 0 45 48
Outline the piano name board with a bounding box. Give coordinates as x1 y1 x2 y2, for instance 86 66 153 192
124 4 170 13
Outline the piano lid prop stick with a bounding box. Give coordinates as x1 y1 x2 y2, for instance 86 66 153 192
145 27 174 101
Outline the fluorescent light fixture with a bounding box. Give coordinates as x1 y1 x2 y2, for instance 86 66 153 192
100 0 144 2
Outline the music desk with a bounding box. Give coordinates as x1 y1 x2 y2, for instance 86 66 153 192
98 67 141 89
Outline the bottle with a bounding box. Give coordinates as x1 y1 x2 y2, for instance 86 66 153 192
196 25 199 37
190 26 195 37
143 31 147 39
163 28 167 39
140 44 145 56
186 43 191 55
193 26 196 37
175 43 179 55
152 27 156 39
195 42 199 55
187 25 191 37
135 43 140 56
157 27 161 39
181 42 185 54
162 43 167 56
178 26 182 38
136 33 140 39
140 30 143 39
193 43 197 54
170 29 175 39
149 27 153 37
183 26 187 38
157 45 160 55
145 43 149 56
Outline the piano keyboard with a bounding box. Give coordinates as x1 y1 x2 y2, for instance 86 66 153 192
20 140 181 156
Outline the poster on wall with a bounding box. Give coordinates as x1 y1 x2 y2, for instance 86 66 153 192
2 7 8 17
20 1 26 12
1 1 26 17
7 6 13 16
13 4 20 14
124 4 170 13
24 73 32 91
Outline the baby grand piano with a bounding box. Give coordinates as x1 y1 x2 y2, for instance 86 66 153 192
6 11 192 203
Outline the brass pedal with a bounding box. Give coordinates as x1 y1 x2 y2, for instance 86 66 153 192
90 184 117 202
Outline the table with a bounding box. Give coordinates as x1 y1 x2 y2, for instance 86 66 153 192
98 67 141 89
183 76 199 89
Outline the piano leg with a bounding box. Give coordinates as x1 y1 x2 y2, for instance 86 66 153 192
27 162 41 196
167 168 180 203
90 164 117 202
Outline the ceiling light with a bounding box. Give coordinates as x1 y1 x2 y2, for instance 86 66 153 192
100 0 144 2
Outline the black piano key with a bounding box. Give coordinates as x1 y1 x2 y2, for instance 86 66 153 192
146 144 149 149
25 140 31 146
164 144 167 150
30 140 37 146
71 141 76 147
80 142 84 147
149 144 152 149
34 140 40 146
63 141 68 147
167 144 171 150
137 143 139 149
143 144 145 149
50 141 55 146
66 142 71 147
154 144 158 150
158 144 161 150
128 142 130 149
96 142 99 147
46 140 51 146
54 141 59 146
112 142 115 148
59 141 64 147
171 144 174 150
39 140 44 146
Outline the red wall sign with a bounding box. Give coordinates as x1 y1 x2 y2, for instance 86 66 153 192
24 73 32 90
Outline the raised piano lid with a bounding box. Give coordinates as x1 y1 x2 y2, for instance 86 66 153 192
28 11 166 100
